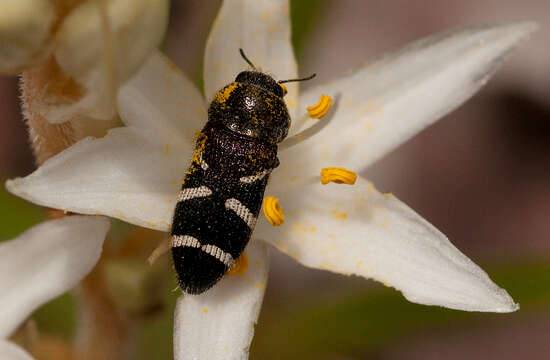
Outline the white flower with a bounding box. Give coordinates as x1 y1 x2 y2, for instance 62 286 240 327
5 0 537 359
0 216 109 359
0 1 165 358
1 0 169 123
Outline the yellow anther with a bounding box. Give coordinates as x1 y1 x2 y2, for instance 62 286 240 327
263 196 285 226
321 167 357 185
307 94 332 119
227 252 249 275
279 83 288 96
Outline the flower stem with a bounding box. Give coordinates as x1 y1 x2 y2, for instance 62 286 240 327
74 257 130 360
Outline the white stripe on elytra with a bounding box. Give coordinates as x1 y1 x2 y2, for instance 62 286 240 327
201 243 234 267
177 186 212 201
171 235 234 267
171 235 200 248
225 198 256 228
239 169 271 183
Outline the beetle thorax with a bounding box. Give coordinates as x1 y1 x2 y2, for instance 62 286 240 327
207 72 291 144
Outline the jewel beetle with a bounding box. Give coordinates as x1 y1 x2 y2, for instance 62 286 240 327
170 49 315 294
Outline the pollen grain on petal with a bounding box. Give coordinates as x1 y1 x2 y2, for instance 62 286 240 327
263 196 285 226
307 94 332 119
331 210 348 220
321 167 357 185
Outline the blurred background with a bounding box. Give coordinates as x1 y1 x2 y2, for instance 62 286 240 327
1 1 549 359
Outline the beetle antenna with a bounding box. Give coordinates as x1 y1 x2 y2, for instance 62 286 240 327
278 73 317 84
239 48 256 69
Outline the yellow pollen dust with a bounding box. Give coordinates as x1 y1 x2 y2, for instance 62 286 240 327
263 196 285 226
321 167 357 185
227 252 249 276
307 94 332 119
186 131 207 177
331 210 347 219
215 83 239 104
279 83 288 95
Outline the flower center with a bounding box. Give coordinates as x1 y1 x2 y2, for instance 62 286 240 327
321 167 357 185
263 196 285 226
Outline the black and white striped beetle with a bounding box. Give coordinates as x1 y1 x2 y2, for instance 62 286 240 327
170 50 315 294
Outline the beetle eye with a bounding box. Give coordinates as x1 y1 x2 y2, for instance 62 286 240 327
279 83 287 96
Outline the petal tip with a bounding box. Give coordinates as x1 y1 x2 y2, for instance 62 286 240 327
5 178 20 196
5 177 42 207
496 20 539 43
503 20 539 35
460 286 520 313
500 302 520 313
490 290 520 313
483 21 539 52
477 281 520 313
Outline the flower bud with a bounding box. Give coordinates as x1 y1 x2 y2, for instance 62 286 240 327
0 0 55 74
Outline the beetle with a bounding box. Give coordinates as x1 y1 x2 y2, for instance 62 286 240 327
170 49 314 294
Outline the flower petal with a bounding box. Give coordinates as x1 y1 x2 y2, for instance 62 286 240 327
118 50 207 144
173 240 269 360
0 0 55 74
203 0 299 118
0 216 109 338
46 0 169 123
6 127 183 232
285 22 537 174
258 176 518 312
0 341 33 360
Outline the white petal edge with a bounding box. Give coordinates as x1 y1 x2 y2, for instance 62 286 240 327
0 0 55 74
0 341 33 360
258 176 518 312
203 0 299 119
283 22 538 175
0 216 109 338
6 127 183 232
45 0 169 123
174 240 269 360
118 50 207 146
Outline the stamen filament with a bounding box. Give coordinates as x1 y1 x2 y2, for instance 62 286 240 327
263 196 285 226
147 238 170 265
321 167 357 185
